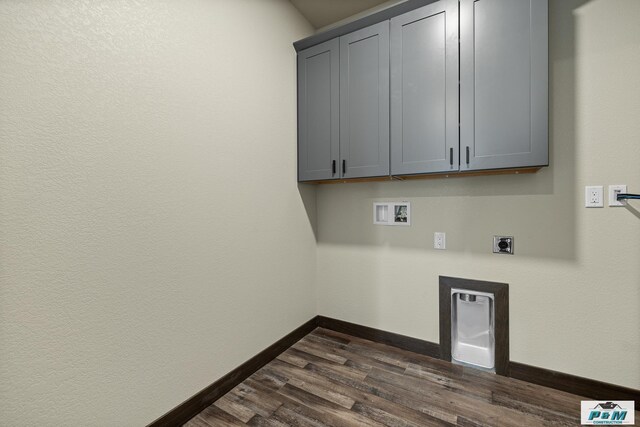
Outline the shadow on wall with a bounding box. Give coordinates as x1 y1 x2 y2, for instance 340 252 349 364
298 182 318 239
624 203 640 220
312 0 593 262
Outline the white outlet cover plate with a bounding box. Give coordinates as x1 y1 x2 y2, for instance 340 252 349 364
609 185 627 207
434 232 446 250
585 186 604 208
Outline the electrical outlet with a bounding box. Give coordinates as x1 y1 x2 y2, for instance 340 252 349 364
609 185 627 207
585 186 604 208
493 236 514 255
434 232 446 250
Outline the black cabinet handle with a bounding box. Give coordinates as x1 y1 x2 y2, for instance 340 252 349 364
450 148 453 166
332 160 336 175
466 147 470 164
342 160 346 175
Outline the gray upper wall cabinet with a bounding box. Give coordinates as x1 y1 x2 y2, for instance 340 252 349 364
460 0 548 171
390 0 459 175
295 0 548 182
340 22 390 179
298 39 340 182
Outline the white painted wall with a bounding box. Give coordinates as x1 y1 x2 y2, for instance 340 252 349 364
291 0 391 30
316 0 640 389
1 0 638 424
315 0 405 32
0 0 315 425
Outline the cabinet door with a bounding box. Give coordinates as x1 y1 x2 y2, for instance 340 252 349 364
298 39 340 182
460 0 548 171
340 22 390 179
390 0 459 176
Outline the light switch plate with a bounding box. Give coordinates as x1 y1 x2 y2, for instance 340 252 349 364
609 185 627 207
434 232 446 250
585 186 604 208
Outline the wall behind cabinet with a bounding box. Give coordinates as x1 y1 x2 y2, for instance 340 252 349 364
316 0 640 389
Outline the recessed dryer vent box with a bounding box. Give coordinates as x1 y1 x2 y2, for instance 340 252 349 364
451 289 495 372
373 202 411 226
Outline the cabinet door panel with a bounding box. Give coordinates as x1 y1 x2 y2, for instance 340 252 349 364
340 22 390 179
460 0 548 170
298 39 340 181
391 0 459 175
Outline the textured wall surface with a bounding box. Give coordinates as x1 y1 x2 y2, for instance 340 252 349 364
314 0 405 32
0 0 315 425
291 0 391 29
1 0 639 424
316 0 640 389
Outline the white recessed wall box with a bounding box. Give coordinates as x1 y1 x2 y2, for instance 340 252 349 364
373 202 411 226
609 185 627 207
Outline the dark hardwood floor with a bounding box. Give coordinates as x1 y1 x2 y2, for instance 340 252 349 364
184 328 634 426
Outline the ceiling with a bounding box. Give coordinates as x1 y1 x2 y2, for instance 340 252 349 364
289 0 394 30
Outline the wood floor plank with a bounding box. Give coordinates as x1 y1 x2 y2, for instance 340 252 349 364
279 346 329 367
307 333 410 376
405 362 495 400
301 360 459 425
245 414 289 427
262 359 361 411
287 377 356 409
490 391 578 426
311 328 353 345
214 395 256 423
346 342 411 369
184 328 592 427
241 379 285 409
271 403 330 427
248 369 287 393
267 355 453 427
183 415 214 427
408 360 584 417
226 383 282 418
277 383 386 427
366 367 556 427
306 358 371 384
351 401 430 427
187 404 245 427
292 339 348 365
276 349 310 369
304 333 350 350
355 369 461 424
